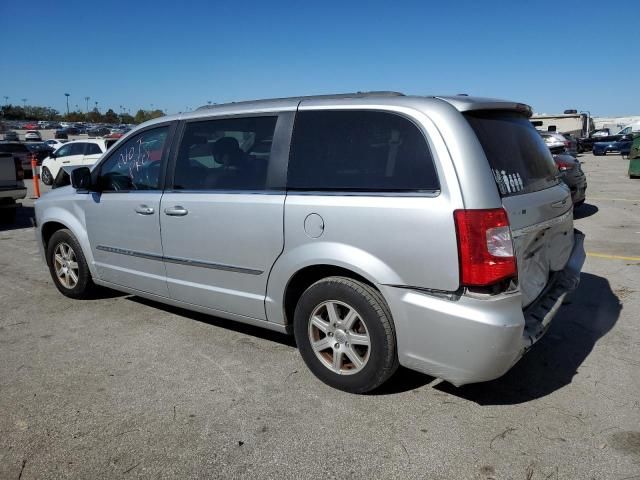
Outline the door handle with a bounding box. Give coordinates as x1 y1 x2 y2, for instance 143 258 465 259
551 197 569 208
135 205 155 215
164 206 188 216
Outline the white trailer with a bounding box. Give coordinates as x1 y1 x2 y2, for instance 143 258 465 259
530 113 594 137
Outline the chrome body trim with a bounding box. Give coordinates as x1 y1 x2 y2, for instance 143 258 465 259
95 245 263 275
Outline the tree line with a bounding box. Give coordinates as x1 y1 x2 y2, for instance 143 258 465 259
1 104 165 125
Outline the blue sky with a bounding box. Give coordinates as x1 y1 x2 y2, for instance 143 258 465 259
1 0 637 116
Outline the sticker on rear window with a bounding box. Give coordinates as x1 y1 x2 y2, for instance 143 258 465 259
493 169 524 195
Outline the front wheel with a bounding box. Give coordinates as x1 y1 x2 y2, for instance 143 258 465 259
41 166 53 185
47 229 96 298
293 276 398 393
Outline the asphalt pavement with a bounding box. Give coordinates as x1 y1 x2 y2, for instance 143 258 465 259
1 152 638 479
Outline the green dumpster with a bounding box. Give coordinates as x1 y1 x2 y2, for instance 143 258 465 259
629 134 640 178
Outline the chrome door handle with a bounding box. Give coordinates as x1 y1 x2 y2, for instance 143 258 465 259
135 205 155 215
164 206 188 216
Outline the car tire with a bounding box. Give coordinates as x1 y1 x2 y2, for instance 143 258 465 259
574 199 585 208
293 276 399 393
46 229 97 299
41 166 53 185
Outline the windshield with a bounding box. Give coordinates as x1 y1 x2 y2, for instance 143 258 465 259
465 111 559 197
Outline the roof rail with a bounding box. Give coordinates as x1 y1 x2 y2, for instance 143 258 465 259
196 91 405 110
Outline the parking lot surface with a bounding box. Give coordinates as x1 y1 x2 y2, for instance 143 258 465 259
1 153 639 479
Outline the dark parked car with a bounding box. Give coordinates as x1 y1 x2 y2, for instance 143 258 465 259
593 136 633 156
554 153 586 206
578 128 625 153
54 129 69 139
3 131 19 142
87 126 111 137
0 141 33 177
25 142 54 165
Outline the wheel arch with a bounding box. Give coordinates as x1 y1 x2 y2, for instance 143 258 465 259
265 242 403 326
39 210 96 277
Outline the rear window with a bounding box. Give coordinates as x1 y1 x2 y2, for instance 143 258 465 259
0 143 28 153
465 112 559 197
288 110 439 192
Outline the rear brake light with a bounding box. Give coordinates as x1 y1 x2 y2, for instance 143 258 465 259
14 157 24 180
555 159 573 171
453 209 517 287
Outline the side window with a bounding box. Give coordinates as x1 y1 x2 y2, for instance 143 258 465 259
56 144 72 157
173 116 278 191
85 143 103 155
69 143 85 156
288 110 439 192
97 126 169 191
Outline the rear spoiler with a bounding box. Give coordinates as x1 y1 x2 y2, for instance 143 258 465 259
435 96 533 117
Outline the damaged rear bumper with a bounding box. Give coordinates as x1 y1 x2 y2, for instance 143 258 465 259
380 229 586 387
522 229 585 349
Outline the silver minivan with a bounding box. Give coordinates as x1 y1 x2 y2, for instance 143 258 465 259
35 92 585 393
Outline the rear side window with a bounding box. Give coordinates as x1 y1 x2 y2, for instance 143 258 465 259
85 143 103 155
288 110 439 192
69 143 85 156
465 112 559 197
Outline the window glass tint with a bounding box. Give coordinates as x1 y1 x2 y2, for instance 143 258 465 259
55 144 72 157
464 112 559 197
98 126 169 191
173 116 277 191
0 143 29 153
288 110 439 191
69 143 85 156
85 143 102 155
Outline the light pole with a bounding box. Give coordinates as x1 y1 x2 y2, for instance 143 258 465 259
85 96 90 113
21 98 27 108
3 96 7 105
64 93 70 115
94 101 99 112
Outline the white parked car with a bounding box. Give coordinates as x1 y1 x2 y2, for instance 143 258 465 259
44 139 68 150
24 130 42 141
40 139 117 185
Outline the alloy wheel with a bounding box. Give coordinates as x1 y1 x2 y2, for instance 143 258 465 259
53 242 79 289
307 300 371 375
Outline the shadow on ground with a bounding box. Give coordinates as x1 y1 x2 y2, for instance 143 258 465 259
574 203 599 220
0 205 35 232
435 273 621 405
127 296 297 349
128 273 619 401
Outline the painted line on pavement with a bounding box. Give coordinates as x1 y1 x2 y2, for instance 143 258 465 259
587 252 640 261
588 197 639 202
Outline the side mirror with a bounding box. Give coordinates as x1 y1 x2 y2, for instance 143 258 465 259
49 151 57 159
71 167 93 191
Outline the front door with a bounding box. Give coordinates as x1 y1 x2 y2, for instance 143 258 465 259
85 124 174 296
160 114 291 319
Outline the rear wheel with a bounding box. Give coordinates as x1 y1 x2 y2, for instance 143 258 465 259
47 229 96 298
293 276 398 393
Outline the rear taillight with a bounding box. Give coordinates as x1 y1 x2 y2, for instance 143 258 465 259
453 209 517 287
14 157 24 181
555 159 573 171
